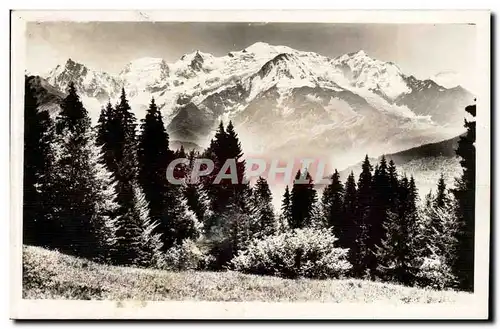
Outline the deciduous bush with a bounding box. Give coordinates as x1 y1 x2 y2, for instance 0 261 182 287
231 228 352 279
163 239 208 271
416 254 457 290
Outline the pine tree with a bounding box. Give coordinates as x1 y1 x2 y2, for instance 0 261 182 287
387 159 400 212
87 142 121 263
130 184 165 269
275 185 292 234
310 199 327 229
183 150 210 228
376 175 420 285
321 170 345 243
418 203 459 288
138 99 199 251
424 190 434 208
224 121 249 211
52 82 120 261
113 88 138 181
165 197 201 247
137 97 172 245
354 155 373 277
281 185 292 226
367 156 391 274
212 121 228 161
52 81 94 256
55 83 91 136
23 77 57 247
100 88 145 263
250 177 275 238
203 121 230 218
219 203 252 265
95 101 115 172
290 170 318 229
203 121 251 237
420 189 439 248
435 173 450 209
275 213 290 234
175 145 187 158
452 102 476 291
343 172 358 270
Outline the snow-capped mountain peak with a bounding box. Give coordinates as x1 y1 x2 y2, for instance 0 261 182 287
246 52 317 100
349 49 368 58
178 50 215 72
180 50 209 61
47 58 89 88
244 41 294 56
63 58 88 74
120 57 169 73
332 49 410 99
119 57 169 95
46 58 122 102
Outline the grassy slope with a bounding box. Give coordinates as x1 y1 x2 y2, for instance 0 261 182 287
22 245 471 303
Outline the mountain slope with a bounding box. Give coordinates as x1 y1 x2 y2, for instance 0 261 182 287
26 75 64 118
384 135 462 165
40 42 474 165
338 135 463 197
395 76 473 125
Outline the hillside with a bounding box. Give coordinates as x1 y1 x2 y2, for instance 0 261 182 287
384 135 462 165
23 245 470 303
338 135 463 197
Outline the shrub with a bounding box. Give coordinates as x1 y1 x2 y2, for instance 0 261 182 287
163 239 207 271
416 254 457 290
231 228 352 279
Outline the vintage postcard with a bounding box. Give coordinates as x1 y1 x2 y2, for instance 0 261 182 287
10 10 490 319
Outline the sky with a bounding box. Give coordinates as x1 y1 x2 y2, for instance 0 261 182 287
26 22 477 91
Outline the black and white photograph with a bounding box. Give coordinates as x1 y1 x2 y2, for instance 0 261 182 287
9 10 491 319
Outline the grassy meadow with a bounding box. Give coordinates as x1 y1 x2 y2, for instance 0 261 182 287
22 245 471 303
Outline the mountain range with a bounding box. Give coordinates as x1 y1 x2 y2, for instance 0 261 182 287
29 41 474 170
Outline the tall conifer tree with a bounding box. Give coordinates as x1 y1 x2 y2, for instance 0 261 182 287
96 101 115 171
251 177 275 238
203 121 230 218
52 82 120 261
452 102 476 291
103 88 143 263
203 121 251 238
367 156 391 274
137 98 198 250
376 175 420 285
23 77 57 247
130 183 165 268
290 170 317 229
137 98 171 227
354 155 373 277
281 185 292 224
321 170 345 241
387 159 400 212
225 121 249 211
435 173 450 209
343 172 358 271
